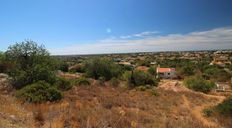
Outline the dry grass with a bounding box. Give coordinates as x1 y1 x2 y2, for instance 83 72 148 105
0 94 35 128
1 79 231 128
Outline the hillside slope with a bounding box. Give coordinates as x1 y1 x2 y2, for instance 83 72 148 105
0 79 231 128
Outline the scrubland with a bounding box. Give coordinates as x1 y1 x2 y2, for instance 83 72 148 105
1 79 231 128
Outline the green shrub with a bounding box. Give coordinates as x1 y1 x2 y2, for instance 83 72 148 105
74 77 90 86
0 52 14 73
58 62 69 72
148 66 156 76
136 86 146 91
122 71 132 81
121 65 133 71
69 64 84 73
203 66 231 82
16 81 63 103
203 108 213 117
137 60 150 67
109 77 120 86
130 70 158 87
177 65 195 78
184 76 216 93
97 77 105 86
55 77 72 91
151 89 159 96
216 98 232 116
84 57 122 81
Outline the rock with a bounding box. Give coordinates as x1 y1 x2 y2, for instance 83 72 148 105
0 73 8 78
9 115 17 122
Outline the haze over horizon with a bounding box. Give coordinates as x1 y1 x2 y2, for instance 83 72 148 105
0 0 232 55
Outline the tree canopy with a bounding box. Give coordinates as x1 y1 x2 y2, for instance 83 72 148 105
6 40 56 88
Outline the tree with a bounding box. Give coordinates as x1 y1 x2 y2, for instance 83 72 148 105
84 57 122 81
203 66 231 82
148 66 156 76
0 52 7 73
177 65 195 78
5 40 56 88
129 70 158 87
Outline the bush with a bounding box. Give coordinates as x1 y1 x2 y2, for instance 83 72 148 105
148 66 156 76
109 77 120 86
216 98 232 116
203 66 231 82
151 89 159 96
16 81 63 103
177 65 195 78
136 86 146 91
129 70 158 87
84 57 122 81
184 76 216 93
69 64 84 73
203 108 213 117
73 77 90 86
58 62 69 72
55 77 72 91
97 77 105 86
121 65 133 71
137 60 150 67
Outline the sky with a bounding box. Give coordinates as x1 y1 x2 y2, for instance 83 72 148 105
0 0 232 55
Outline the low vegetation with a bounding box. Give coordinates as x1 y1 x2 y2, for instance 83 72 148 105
54 77 72 91
184 76 216 93
129 70 158 87
0 41 232 127
74 77 91 86
203 66 231 82
216 97 232 116
16 81 63 103
84 57 122 81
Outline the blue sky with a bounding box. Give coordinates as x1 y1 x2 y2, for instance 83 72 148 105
0 0 232 54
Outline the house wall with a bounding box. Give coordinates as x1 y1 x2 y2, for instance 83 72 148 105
158 71 176 79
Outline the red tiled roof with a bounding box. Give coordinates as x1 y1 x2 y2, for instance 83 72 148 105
157 68 175 73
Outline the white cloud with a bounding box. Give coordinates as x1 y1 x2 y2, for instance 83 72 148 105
119 31 159 39
50 27 232 55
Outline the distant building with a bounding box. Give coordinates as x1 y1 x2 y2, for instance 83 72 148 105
150 62 156 65
118 61 132 66
136 66 149 72
156 67 177 79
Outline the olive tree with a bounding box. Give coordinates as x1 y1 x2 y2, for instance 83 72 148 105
6 40 56 88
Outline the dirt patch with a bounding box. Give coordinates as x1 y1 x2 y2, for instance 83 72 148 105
158 80 190 92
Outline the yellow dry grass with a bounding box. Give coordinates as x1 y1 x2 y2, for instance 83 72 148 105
1 79 231 128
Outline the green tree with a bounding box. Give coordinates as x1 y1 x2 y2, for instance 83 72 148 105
177 65 195 78
84 57 122 81
203 66 231 82
0 52 6 72
130 70 158 87
148 66 156 76
5 40 56 88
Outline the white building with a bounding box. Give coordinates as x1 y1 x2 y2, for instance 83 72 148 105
156 67 177 79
